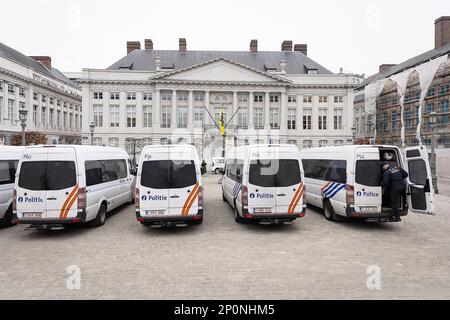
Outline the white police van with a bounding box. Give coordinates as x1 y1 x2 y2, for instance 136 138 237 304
14 145 135 229
135 145 203 227
211 157 225 174
300 145 435 222
222 144 306 224
0 146 25 227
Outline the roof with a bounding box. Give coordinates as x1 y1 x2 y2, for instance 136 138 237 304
0 42 78 88
107 49 333 75
358 42 450 89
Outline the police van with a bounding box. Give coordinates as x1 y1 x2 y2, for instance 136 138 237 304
135 145 203 227
222 144 306 224
0 146 25 227
300 145 435 222
14 145 135 229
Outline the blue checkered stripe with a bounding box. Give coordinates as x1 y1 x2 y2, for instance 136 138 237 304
233 182 242 198
322 182 347 200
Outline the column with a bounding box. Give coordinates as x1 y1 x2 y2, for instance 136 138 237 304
298 94 303 133
154 89 161 128
136 91 142 129
248 91 254 127
1 82 7 123
312 95 318 131
188 90 194 129
265 91 270 128
205 91 211 125
232 91 238 126
103 90 110 131
328 94 334 132
171 90 177 129
280 91 287 131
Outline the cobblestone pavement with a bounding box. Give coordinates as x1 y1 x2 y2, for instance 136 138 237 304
1 174 449 300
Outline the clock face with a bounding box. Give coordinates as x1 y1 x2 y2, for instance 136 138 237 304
383 151 394 161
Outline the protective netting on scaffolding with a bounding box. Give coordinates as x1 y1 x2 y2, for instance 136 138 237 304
364 54 449 146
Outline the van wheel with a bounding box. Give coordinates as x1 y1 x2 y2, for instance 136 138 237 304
234 202 245 224
0 205 14 228
214 168 220 174
323 201 344 222
90 204 107 227
222 191 227 202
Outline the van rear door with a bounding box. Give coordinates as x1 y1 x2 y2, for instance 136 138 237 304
168 148 199 217
275 158 304 215
354 149 383 213
45 148 78 220
139 147 170 218
16 149 48 219
248 158 277 215
404 146 435 214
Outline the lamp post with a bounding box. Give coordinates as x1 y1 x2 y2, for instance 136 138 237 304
351 126 356 145
89 122 95 146
429 111 439 194
18 109 28 146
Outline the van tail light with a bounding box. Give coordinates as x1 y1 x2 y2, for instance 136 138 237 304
198 187 203 207
242 185 248 207
346 185 355 205
135 188 140 209
13 189 17 212
77 187 86 211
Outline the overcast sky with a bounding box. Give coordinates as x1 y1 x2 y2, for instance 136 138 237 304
1 0 449 76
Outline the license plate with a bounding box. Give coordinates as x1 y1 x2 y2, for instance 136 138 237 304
359 207 379 214
22 212 42 219
254 208 272 214
144 210 166 216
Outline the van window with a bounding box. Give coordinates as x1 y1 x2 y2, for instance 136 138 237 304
85 160 128 187
355 160 382 187
0 160 18 185
19 161 76 190
226 159 244 183
302 159 346 183
141 160 197 189
249 159 301 187
408 159 427 185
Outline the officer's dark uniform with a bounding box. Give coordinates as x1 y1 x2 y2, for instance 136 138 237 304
382 164 408 216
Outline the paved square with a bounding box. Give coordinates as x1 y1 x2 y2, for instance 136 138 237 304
1 174 449 299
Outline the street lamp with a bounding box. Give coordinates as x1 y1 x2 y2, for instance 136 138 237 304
351 126 356 144
429 111 439 194
89 122 95 146
18 109 28 146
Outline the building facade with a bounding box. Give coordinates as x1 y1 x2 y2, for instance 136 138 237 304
82 39 359 162
354 17 450 148
0 42 82 145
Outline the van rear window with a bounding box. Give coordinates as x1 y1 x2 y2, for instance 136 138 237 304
355 160 382 187
19 161 76 190
0 160 18 185
141 160 197 189
249 159 301 188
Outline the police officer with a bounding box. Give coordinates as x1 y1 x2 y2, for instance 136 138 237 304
381 162 408 217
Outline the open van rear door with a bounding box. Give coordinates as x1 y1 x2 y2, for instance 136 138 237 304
404 146 435 215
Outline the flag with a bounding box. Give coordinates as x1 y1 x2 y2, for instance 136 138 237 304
219 111 225 136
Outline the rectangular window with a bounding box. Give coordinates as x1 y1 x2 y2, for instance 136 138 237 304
237 109 247 129
8 99 14 122
302 159 346 183
57 110 61 129
270 95 279 103
93 105 103 127
19 88 26 98
110 92 120 100
254 95 263 103
85 160 127 187
392 111 398 130
109 138 119 148
194 93 204 101
254 107 263 129
334 109 343 130
356 160 382 187
303 96 312 103
143 93 152 101
19 161 76 191
318 109 327 130
288 108 296 130
93 92 103 100
177 106 188 128
41 107 46 127
178 93 188 102
33 92 38 100
303 140 312 149
8 85 15 94
319 96 328 103
0 160 18 185
161 106 171 128
334 96 343 103
141 160 197 189
238 95 248 103
127 105 136 127
143 106 152 128
288 95 297 103
49 109 54 129
269 107 279 129
110 105 119 127
303 108 312 130
249 159 301 187
161 93 172 101
194 107 204 128
127 92 136 100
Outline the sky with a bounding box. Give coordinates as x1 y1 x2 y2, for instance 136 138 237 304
0 0 449 77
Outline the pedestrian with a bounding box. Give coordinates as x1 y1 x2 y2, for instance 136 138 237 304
381 162 408 217
201 160 207 175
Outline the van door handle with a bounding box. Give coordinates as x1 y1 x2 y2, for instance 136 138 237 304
170 195 180 199
47 197 57 201
277 193 286 197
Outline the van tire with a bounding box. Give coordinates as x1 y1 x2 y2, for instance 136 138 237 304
323 201 345 222
214 168 220 174
222 191 227 202
0 205 14 228
90 204 107 227
234 202 245 224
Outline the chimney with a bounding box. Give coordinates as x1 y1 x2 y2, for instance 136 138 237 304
294 44 307 56
379 64 396 74
144 39 153 50
30 56 52 70
435 16 450 48
179 38 187 52
250 39 258 53
127 41 141 54
281 40 293 51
